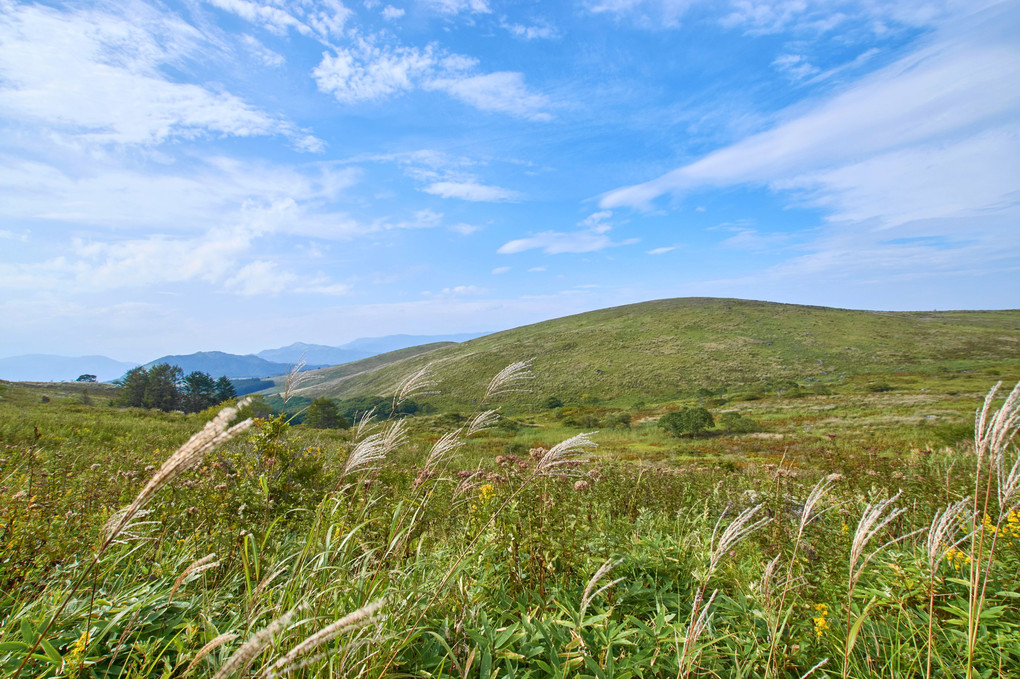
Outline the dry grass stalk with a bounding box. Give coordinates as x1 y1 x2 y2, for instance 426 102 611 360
925 498 972 573
424 429 464 473
536 432 598 476
168 553 219 604
974 381 1020 469
800 658 829 678
394 364 439 407
342 420 407 479
848 491 905 590
281 360 307 407
483 360 533 401
105 398 253 543
679 589 718 677
708 504 770 578
211 605 304 679
579 558 624 620
183 633 238 676
264 599 385 678
467 409 500 436
251 566 288 603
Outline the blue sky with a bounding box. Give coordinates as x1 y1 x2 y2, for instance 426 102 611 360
1 0 1017 361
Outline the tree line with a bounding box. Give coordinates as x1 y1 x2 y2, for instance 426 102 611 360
117 364 237 413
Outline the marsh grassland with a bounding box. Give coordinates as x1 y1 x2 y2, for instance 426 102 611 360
1 359 1019 678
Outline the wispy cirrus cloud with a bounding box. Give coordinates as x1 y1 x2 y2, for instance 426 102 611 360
0 2 319 149
600 4 1020 229
313 41 551 120
498 211 639 254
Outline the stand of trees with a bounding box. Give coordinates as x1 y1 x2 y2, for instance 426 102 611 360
117 364 237 413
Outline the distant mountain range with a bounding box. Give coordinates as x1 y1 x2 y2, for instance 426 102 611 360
0 332 490 383
255 333 487 366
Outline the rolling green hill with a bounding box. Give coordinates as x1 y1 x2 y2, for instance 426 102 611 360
271 298 1020 407
260 342 456 397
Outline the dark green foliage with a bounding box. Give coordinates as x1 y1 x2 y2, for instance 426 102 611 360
867 382 894 392
658 407 715 437
117 366 149 407
305 397 350 429
183 371 218 413
604 412 632 429
214 375 237 401
719 411 759 433
75 374 97 383
542 396 564 409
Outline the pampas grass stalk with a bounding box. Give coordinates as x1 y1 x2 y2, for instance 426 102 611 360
967 381 1020 679
483 360 533 401
184 633 238 676
924 498 971 679
766 475 835 678
11 399 253 679
169 553 220 604
579 558 623 621
211 605 304 679
263 599 385 678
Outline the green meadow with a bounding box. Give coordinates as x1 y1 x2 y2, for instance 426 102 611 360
3 347 1020 678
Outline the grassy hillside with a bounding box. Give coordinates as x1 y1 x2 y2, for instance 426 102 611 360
260 341 455 397
284 298 1020 407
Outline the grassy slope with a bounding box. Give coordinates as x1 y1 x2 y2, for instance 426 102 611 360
287 298 1020 407
259 342 455 397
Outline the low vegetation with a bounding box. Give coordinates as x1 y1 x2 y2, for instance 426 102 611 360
1 354 1019 678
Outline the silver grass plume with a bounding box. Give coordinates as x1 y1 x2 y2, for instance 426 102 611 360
483 360 534 401
281 360 307 407
680 589 718 674
467 409 501 436
708 504 771 578
424 429 464 473
105 398 253 542
849 491 906 589
211 605 304 679
975 381 1020 469
168 553 219 604
342 420 407 479
798 475 836 534
536 432 598 476
925 498 972 573
354 408 377 440
263 599 386 678
758 554 783 608
579 558 624 620
184 634 238 676
394 364 439 407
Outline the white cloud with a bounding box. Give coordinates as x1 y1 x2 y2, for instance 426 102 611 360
449 222 481 235
225 260 352 296
241 34 285 67
491 266 511 274
425 0 491 14
427 72 552 121
382 5 406 20
600 4 1020 234
314 41 440 103
0 3 313 148
205 0 351 41
313 39 550 120
647 246 675 254
424 180 520 202
501 19 560 40
584 0 699 27
528 266 546 272
771 54 819 80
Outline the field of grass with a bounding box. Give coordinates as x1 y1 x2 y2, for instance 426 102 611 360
270 298 1020 411
2 355 1020 678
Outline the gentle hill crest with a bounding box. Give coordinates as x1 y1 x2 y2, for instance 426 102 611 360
274 298 1020 406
